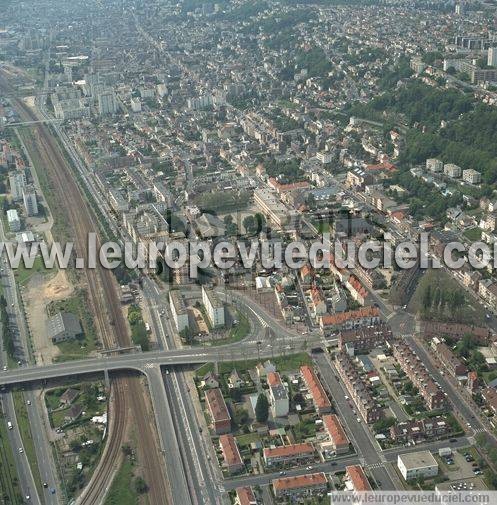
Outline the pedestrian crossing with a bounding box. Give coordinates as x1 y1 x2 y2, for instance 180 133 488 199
249 307 268 328
367 462 385 470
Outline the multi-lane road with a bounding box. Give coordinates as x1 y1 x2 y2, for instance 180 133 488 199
0 216 59 504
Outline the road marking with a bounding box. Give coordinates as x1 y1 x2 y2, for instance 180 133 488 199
367 462 385 470
247 306 268 328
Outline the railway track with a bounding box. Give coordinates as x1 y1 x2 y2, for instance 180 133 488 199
1 76 171 504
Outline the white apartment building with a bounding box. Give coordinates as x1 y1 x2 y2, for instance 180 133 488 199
23 187 38 216
426 158 443 173
398 451 438 481
98 90 118 115
462 169 481 184
489 47 497 67
317 151 333 164
130 97 142 113
9 172 26 201
7 209 21 232
169 290 189 333
443 163 462 178
202 286 225 328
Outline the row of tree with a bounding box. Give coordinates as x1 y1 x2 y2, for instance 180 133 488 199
0 296 14 360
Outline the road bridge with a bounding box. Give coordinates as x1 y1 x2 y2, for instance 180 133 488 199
0 343 284 387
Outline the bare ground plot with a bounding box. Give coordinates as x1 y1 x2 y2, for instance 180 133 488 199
23 270 74 364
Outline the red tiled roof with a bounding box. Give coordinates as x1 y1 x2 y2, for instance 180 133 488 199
263 442 314 459
323 414 349 447
273 472 327 491
348 275 368 299
346 465 372 491
366 162 397 172
219 434 243 467
300 366 331 411
205 388 230 423
320 306 379 327
268 177 310 193
267 372 282 387
235 487 257 505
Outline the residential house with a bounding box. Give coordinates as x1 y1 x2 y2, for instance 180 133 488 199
235 487 257 505
345 465 372 492
228 370 243 389
300 366 332 414
267 372 289 418
339 324 392 356
335 352 382 424
60 388 79 406
483 387 497 414
432 341 467 378
272 473 327 501
205 388 231 435
390 416 449 443
345 275 369 305
392 341 447 410
322 414 350 454
319 306 381 335
219 434 244 474
201 372 220 389
263 443 315 467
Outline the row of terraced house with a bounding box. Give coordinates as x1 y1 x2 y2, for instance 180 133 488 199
391 341 448 410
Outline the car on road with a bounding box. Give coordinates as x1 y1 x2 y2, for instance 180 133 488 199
2 365 6 371
449 438 457 443
279 471 286 476
26 400 31 406
43 483 48 488
356 417 361 423
306 466 312 470
18 447 23 454
7 421 12 430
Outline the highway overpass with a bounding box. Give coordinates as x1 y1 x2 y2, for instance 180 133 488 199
0 343 287 387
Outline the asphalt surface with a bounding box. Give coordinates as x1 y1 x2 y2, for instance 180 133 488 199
143 279 221 505
0 273 323 389
312 352 401 490
0 217 59 505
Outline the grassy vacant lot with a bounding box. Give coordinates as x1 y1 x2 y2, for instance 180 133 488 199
104 459 139 505
195 352 312 377
16 127 69 241
12 391 43 499
463 227 482 242
208 311 250 347
0 413 23 504
14 256 50 286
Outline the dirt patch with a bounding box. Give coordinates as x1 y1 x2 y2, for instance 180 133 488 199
23 270 75 365
43 270 73 300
